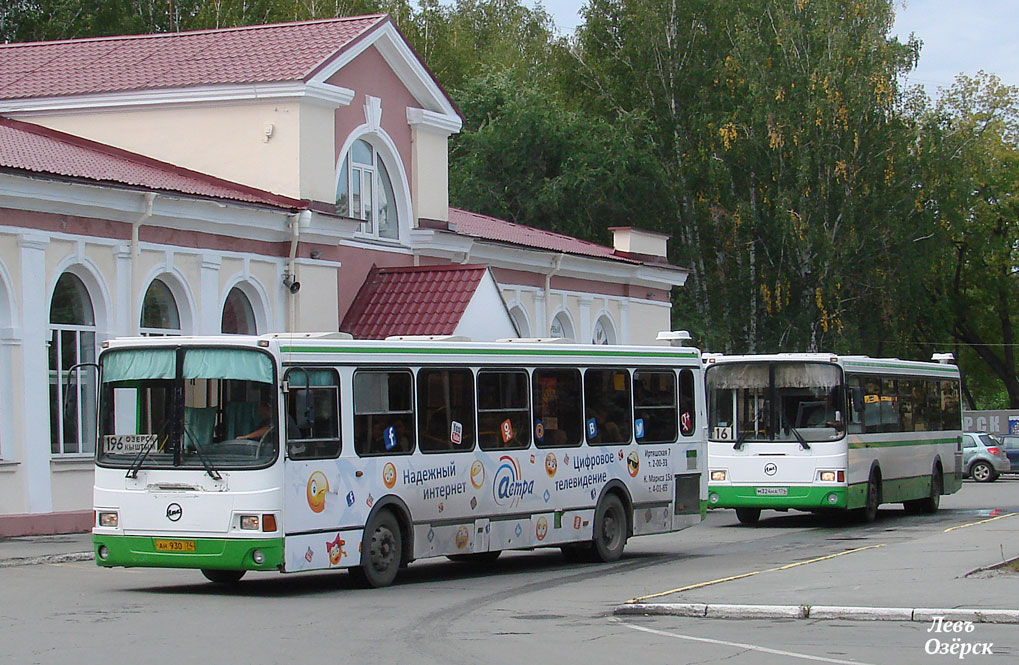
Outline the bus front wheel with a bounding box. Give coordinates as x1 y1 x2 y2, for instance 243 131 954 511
735 508 761 526
859 471 881 523
201 569 245 584
351 510 403 588
591 495 628 562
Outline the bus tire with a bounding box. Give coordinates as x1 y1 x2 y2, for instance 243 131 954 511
906 466 942 514
447 551 501 564
351 510 402 588
201 569 245 584
859 471 881 523
735 508 761 526
590 494 628 562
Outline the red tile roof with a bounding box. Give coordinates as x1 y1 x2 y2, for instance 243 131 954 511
448 207 643 264
0 116 304 208
0 16 387 100
341 264 488 339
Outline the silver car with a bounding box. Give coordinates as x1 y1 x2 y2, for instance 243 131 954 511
962 432 1010 482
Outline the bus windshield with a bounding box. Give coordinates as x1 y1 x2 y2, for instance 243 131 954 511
707 361 845 443
97 347 278 470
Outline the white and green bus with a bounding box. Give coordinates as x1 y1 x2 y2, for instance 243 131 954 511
92 333 706 586
705 353 962 525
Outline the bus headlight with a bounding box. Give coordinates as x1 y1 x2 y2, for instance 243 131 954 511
711 470 727 482
826 493 840 505
98 511 119 528
709 492 720 504
98 545 109 560
252 550 266 565
816 470 845 483
240 515 260 530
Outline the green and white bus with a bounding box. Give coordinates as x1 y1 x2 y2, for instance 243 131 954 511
92 333 706 586
705 353 962 525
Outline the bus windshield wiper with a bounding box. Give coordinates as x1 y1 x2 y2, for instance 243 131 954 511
126 422 169 479
183 425 222 481
790 427 811 451
732 430 752 450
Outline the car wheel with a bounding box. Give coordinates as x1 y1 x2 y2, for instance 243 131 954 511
735 508 762 526
970 460 996 483
351 510 402 588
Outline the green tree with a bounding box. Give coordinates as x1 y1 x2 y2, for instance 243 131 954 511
914 73 1019 407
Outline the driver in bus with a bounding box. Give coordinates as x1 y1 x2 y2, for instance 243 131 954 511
238 399 274 441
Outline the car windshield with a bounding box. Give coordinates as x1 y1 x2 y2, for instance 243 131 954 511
707 361 845 443
97 347 278 470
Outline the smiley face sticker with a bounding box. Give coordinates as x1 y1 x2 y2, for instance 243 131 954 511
470 460 485 489
535 516 548 541
627 451 640 478
307 471 329 513
382 462 397 489
544 452 558 478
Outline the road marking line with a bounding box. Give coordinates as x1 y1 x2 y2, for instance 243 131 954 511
616 620 877 665
944 512 1017 533
627 544 885 603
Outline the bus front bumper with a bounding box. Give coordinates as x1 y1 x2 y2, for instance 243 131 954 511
708 485 847 510
93 534 284 571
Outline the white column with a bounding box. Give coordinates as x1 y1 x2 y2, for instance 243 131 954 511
199 254 222 335
19 233 52 513
113 244 133 337
619 300 630 345
579 295 593 344
533 291 547 337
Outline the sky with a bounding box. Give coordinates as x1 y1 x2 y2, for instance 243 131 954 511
527 0 1019 95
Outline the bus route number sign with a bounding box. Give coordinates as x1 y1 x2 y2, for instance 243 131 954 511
103 434 158 454
712 426 734 441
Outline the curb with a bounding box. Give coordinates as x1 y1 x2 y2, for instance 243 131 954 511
0 552 94 568
615 602 1019 624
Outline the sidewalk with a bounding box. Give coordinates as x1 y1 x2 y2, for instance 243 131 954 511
617 512 1019 623
0 532 94 567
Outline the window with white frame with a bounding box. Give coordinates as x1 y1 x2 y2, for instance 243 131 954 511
140 278 181 336
222 287 257 335
509 305 530 337
593 316 616 345
49 272 97 455
550 311 575 341
336 138 399 240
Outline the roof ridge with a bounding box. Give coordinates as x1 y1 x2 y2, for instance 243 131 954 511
450 206 612 249
0 115 305 208
0 14 388 49
375 263 488 273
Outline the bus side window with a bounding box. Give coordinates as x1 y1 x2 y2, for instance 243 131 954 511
417 368 476 453
847 376 864 434
285 368 340 460
477 369 530 450
584 368 631 445
533 368 583 448
679 369 696 436
353 370 415 456
633 370 678 444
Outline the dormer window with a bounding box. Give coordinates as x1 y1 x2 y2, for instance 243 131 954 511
336 138 399 240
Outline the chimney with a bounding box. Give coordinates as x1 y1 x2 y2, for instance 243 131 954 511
608 227 669 259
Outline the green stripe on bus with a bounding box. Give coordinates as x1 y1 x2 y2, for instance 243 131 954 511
848 437 958 449
93 535 284 570
279 345 699 359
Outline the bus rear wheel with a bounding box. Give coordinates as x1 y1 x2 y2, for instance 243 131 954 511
351 510 402 588
906 467 942 514
201 569 245 584
591 495 628 562
735 508 761 526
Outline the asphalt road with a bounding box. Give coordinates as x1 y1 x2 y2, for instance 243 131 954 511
2 478 1017 665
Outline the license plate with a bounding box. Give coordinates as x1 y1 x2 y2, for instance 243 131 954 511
154 539 196 553
756 487 788 496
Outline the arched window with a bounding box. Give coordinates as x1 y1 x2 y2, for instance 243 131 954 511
222 287 257 335
550 311 575 341
593 316 617 345
49 272 97 455
336 138 399 240
509 305 530 337
140 278 181 336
